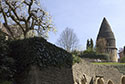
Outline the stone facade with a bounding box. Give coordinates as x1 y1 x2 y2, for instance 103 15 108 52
0 22 26 39
96 17 118 62
14 66 74 84
73 59 123 84
15 59 124 84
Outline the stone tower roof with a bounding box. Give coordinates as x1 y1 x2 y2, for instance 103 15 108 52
97 17 116 48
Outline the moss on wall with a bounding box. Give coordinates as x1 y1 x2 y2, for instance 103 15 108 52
113 65 125 75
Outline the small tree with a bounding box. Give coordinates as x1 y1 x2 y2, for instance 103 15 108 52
86 39 90 50
0 0 55 39
86 38 94 50
90 38 93 49
123 46 125 54
57 27 79 52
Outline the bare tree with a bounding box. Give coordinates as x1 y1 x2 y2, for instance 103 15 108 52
0 0 55 39
57 27 79 52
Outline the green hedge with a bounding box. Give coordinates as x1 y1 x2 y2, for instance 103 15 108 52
9 37 73 73
80 50 109 60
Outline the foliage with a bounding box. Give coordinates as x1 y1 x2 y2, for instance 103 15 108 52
82 49 94 54
86 39 90 49
9 37 73 73
86 38 94 50
0 0 55 39
0 36 73 83
72 55 81 64
122 46 125 54
120 57 125 63
56 27 79 52
0 31 14 82
82 38 109 61
81 49 109 60
0 81 12 84
71 50 81 56
71 50 81 64
0 31 8 59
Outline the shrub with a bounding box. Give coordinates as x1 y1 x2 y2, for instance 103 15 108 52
0 31 14 81
0 81 12 84
72 55 81 64
80 49 109 60
71 50 81 56
0 31 8 60
9 37 73 73
120 57 125 63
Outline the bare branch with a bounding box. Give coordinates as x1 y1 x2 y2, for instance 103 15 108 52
57 28 79 52
5 1 25 21
0 0 55 39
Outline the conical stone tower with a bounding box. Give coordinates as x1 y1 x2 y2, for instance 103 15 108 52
96 17 117 62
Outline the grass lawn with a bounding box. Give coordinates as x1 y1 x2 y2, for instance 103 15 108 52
92 62 125 65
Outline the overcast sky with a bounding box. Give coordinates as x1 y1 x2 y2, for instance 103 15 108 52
41 0 125 50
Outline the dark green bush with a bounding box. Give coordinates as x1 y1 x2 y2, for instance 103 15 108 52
0 81 12 84
0 31 14 81
0 35 73 83
0 31 8 60
80 49 109 60
9 37 73 73
120 57 125 63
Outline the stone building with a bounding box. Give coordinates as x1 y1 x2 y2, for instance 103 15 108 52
0 22 23 39
0 22 35 39
96 17 117 62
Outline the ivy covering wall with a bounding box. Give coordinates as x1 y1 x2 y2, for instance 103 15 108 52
9 37 73 73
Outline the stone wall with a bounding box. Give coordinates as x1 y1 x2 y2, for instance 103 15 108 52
109 49 118 62
14 59 124 84
15 66 74 84
9 37 124 84
9 37 73 84
73 59 123 84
